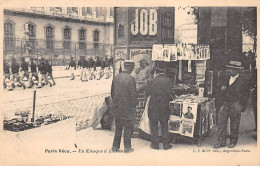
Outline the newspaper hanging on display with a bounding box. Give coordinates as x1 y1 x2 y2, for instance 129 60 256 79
152 44 210 61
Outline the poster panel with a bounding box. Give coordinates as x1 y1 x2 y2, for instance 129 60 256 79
181 120 195 138
182 102 198 123
169 116 183 134
130 49 152 83
114 49 127 76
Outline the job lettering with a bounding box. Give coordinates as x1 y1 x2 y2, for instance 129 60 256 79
130 8 158 36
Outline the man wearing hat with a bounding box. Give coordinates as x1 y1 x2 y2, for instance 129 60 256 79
146 61 173 150
68 57 76 80
214 61 250 149
10 57 25 89
38 58 52 88
111 60 137 153
28 57 39 88
45 59 55 85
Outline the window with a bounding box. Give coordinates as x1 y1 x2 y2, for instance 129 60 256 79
27 23 36 50
93 30 100 49
100 7 107 16
50 7 62 13
118 22 124 38
4 21 15 49
78 28 86 50
82 7 87 16
110 7 113 17
67 7 78 15
96 7 100 17
87 7 92 14
45 25 54 51
63 26 71 50
94 30 100 41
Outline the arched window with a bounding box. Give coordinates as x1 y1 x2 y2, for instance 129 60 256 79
93 29 100 49
78 28 86 50
45 25 55 51
4 21 15 49
63 26 71 50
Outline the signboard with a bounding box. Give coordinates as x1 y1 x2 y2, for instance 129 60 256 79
129 7 159 44
128 7 174 45
114 49 127 75
115 8 128 45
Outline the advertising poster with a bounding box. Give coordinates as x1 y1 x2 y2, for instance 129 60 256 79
162 46 171 62
169 101 182 117
114 49 127 76
169 116 183 134
182 102 198 123
152 44 163 61
130 49 152 83
177 44 184 60
181 120 195 138
165 44 178 61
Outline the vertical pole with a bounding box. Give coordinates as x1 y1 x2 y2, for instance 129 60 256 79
21 41 23 57
75 43 77 61
113 7 116 78
31 90 36 122
178 60 182 81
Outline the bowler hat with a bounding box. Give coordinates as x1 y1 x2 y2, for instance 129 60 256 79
226 61 244 69
124 60 135 67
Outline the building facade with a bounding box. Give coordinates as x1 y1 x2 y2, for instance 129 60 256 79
4 7 114 65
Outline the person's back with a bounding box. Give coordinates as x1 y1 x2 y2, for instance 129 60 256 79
147 74 172 118
111 60 136 152
11 61 19 74
111 72 137 120
21 61 29 71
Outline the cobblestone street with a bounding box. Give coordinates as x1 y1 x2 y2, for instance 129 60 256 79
2 71 112 118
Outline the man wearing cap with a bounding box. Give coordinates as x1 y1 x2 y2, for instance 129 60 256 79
214 61 250 149
45 59 55 85
38 58 52 88
68 57 76 80
10 57 25 89
111 60 137 153
146 61 173 150
28 57 39 88
77 56 83 81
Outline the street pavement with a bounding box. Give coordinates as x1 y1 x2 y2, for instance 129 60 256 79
1 68 257 159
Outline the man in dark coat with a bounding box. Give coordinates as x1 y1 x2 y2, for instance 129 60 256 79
28 58 39 88
111 60 137 153
10 57 25 89
20 57 29 81
214 61 250 149
146 61 173 150
45 59 55 85
38 58 52 88
68 57 76 80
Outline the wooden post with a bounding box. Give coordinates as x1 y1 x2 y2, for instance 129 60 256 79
31 90 36 122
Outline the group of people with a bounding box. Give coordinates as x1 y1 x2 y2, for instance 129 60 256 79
110 57 256 153
68 56 113 81
111 60 174 153
3 57 55 91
